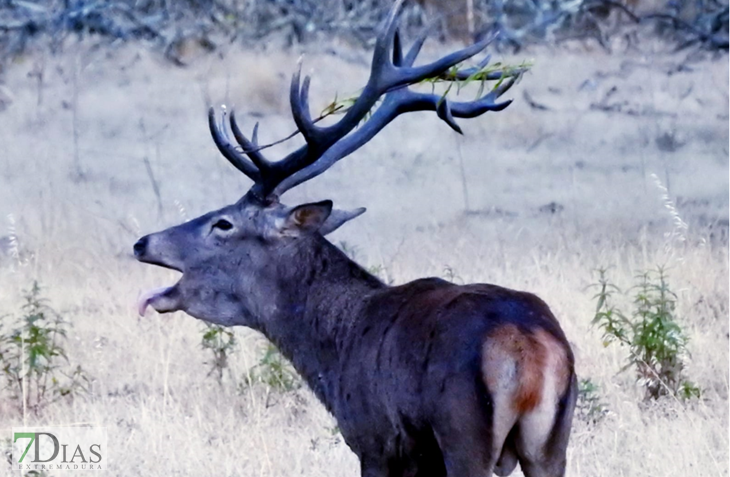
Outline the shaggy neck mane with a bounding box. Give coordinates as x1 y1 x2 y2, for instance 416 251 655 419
255 235 385 410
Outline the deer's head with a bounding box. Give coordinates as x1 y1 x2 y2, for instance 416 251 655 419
134 0 519 326
134 194 365 325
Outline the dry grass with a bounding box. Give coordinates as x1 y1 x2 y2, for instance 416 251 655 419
0 37 727 476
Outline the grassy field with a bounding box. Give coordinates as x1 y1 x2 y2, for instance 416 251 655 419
0 35 728 476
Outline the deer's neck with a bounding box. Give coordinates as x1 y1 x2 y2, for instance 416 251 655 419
255 236 385 410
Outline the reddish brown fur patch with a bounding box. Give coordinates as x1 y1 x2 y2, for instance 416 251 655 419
484 325 570 414
535 329 571 395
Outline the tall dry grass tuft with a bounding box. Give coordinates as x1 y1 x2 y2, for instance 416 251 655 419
174 199 189 222
5 213 21 271
127 213 141 237
650 172 691 264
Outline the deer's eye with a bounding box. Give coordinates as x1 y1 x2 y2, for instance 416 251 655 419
212 219 233 231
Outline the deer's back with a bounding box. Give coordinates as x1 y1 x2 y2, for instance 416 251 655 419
335 277 574 466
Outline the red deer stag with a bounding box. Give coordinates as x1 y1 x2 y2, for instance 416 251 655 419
134 2 577 475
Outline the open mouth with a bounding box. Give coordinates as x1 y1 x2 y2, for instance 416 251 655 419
135 250 184 316
137 283 182 316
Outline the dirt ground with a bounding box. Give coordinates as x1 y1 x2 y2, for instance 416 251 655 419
0 33 728 476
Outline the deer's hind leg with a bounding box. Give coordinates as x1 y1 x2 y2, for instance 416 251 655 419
482 325 576 477
515 363 577 477
433 425 495 477
493 429 519 477
430 376 513 477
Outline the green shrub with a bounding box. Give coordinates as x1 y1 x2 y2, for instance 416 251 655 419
200 324 302 394
0 282 88 414
241 342 300 393
591 267 700 401
576 378 608 424
200 324 237 384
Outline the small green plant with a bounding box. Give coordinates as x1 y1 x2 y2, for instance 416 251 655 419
576 378 608 424
338 241 359 261
0 282 88 414
23 471 50 477
242 342 300 392
366 264 389 283
591 267 700 401
200 324 237 384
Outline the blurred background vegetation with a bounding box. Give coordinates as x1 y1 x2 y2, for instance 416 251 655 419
0 0 727 64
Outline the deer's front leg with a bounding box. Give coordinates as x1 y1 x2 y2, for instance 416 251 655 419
360 455 396 477
360 462 386 477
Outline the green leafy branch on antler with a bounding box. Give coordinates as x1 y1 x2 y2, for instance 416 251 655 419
320 59 533 121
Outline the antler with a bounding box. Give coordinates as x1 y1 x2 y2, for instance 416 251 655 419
208 0 520 201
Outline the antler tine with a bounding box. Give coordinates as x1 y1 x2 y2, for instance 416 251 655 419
436 100 463 134
229 110 271 173
492 75 519 98
451 76 519 117
289 63 319 143
372 0 404 74
251 122 260 146
403 27 429 67
208 107 261 182
392 30 404 67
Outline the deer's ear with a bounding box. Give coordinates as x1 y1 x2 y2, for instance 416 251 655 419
320 207 366 235
281 200 333 236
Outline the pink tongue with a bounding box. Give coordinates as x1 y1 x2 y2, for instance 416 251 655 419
137 287 173 316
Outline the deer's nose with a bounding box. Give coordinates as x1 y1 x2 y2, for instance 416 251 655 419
133 237 148 257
